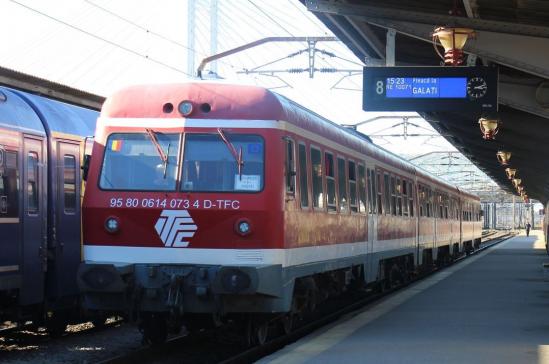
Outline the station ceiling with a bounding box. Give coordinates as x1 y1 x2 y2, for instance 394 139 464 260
304 0 549 204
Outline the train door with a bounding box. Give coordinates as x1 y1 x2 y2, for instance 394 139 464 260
51 141 81 299
20 137 46 305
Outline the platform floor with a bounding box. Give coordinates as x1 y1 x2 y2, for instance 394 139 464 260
260 231 549 364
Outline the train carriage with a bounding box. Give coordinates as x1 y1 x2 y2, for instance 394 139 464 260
0 86 97 332
78 82 482 343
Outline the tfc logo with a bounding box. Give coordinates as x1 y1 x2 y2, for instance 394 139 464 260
154 210 197 248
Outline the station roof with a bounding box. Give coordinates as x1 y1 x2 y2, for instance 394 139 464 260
304 0 549 204
0 65 105 111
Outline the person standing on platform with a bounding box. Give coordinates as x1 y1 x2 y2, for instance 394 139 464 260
526 222 532 237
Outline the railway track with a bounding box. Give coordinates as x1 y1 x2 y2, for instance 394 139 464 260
97 231 515 364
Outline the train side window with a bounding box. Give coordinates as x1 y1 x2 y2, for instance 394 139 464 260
63 155 76 213
408 182 414 217
402 179 408 217
376 171 383 214
383 173 390 215
311 147 324 209
424 187 429 217
366 169 373 213
325 152 336 212
358 164 366 214
390 175 396 216
337 157 348 213
427 189 432 217
438 193 443 219
285 138 296 195
27 152 39 214
0 150 19 218
298 143 309 208
348 160 358 213
396 177 402 216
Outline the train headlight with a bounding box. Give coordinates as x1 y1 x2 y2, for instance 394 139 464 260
178 101 194 116
104 216 120 234
235 218 252 236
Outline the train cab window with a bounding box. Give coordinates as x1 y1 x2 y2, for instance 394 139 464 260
408 182 414 217
181 133 264 192
101 132 180 191
63 155 76 213
0 150 19 218
358 164 366 213
298 143 309 208
27 152 39 214
376 171 383 214
325 152 336 212
285 138 296 195
337 157 348 213
311 147 324 209
348 160 358 213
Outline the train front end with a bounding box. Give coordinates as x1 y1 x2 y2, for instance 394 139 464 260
78 83 286 338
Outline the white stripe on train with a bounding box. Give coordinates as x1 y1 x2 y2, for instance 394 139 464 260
83 237 444 268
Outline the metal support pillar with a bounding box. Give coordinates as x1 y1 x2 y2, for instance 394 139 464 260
210 0 218 75
187 1 196 77
386 28 396 66
492 202 497 229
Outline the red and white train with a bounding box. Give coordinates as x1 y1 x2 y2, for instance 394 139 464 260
78 82 482 343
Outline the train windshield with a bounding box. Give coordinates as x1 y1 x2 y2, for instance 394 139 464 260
181 133 264 192
99 133 180 190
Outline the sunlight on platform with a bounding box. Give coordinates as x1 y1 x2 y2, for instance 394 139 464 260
498 230 545 250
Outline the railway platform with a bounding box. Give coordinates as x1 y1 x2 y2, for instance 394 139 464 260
260 230 549 364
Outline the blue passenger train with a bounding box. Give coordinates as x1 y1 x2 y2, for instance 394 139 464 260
0 86 97 334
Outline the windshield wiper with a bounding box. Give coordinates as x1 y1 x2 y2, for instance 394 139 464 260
146 128 169 178
217 128 244 178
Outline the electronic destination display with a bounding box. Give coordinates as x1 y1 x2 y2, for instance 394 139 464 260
363 66 498 112
385 77 467 98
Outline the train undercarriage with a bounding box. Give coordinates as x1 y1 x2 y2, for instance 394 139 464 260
78 238 482 345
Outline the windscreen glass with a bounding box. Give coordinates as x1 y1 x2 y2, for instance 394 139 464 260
100 133 179 190
181 133 264 192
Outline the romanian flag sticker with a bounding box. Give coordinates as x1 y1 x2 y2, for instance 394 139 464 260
111 140 123 152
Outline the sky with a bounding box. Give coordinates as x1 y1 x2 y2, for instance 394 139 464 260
0 0 463 159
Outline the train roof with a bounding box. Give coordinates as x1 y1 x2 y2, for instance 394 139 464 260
0 86 97 138
0 87 46 135
14 89 97 138
101 82 478 201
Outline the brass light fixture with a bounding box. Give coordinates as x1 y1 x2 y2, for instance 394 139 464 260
513 178 522 188
432 27 475 66
505 168 516 180
497 151 511 165
479 118 500 140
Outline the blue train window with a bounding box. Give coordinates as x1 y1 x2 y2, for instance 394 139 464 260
64 155 76 213
0 150 19 218
27 152 39 214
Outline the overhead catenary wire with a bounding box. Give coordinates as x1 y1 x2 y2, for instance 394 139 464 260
8 0 193 77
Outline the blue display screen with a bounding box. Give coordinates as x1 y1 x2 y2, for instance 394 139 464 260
385 77 467 98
